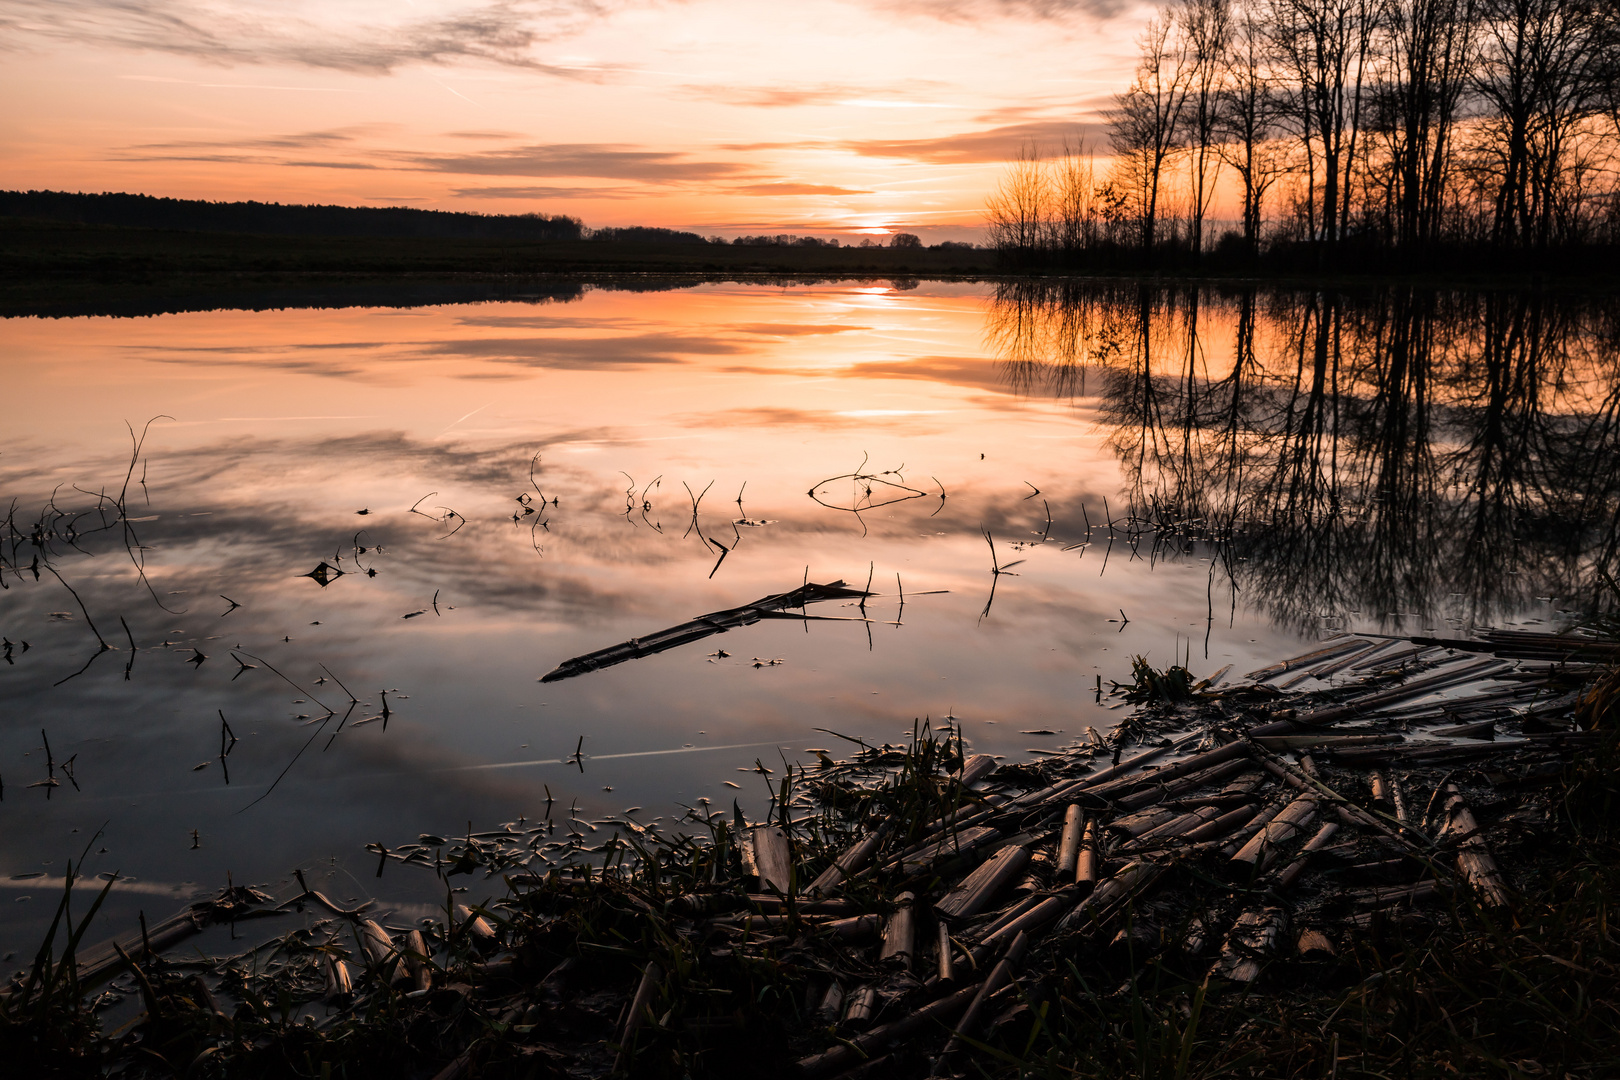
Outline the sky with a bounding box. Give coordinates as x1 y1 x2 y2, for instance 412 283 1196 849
0 0 1149 241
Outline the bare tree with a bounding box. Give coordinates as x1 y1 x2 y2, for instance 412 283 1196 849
1184 0 1234 258
1049 140 1102 261
1219 0 1289 256
1109 12 1195 254
1266 0 1378 257
986 145 1050 263
1376 0 1475 249
1471 0 1611 247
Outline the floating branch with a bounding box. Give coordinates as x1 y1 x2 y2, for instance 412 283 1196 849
540 580 873 683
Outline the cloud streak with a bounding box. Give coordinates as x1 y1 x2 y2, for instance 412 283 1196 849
407 144 751 182
0 0 618 77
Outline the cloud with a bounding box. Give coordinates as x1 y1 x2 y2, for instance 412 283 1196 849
874 0 1134 21
451 184 642 199
407 144 752 182
726 323 871 337
842 120 1110 164
0 0 618 77
726 182 875 196
129 330 755 375
112 129 753 185
681 78 952 110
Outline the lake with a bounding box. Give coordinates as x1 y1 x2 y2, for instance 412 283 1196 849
2 278 1615 960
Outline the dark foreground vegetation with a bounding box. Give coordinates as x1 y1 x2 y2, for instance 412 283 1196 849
5 614 1619 1078
988 0 1620 274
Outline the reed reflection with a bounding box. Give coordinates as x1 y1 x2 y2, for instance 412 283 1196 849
985 282 1620 633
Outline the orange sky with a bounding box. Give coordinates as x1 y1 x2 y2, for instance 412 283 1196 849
0 0 1149 241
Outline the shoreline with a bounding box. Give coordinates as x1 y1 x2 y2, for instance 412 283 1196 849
7 218 1620 319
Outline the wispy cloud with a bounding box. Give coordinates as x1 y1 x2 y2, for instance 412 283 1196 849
112 129 756 185
0 0 619 77
681 78 952 109
451 184 642 199
407 144 751 182
841 120 1108 163
726 182 875 196
875 0 1134 22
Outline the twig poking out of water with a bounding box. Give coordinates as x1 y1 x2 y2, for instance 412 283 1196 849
978 528 1025 623
682 480 714 541
42 564 108 652
119 616 137 680
218 710 238 785
219 595 240 617
303 562 344 587
808 453 930 536
409 492 466 539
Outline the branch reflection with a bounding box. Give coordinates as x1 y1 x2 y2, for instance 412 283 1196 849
985 281 1620 634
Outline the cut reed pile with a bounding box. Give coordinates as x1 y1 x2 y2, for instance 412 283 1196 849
5 627 1620 1078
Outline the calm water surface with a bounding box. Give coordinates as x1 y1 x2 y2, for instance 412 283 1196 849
2 279 1614 957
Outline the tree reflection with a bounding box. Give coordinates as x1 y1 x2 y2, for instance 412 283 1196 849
985 281 1620 634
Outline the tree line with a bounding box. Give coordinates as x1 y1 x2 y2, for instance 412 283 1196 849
1 190 585 242
988 0 1620 271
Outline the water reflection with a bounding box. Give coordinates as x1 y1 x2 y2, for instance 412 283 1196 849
985 282 1620 633
3 279 1610 959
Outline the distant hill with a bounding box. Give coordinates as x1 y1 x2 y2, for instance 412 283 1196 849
0 190 584 242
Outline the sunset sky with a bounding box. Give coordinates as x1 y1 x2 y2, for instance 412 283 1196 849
0 0 1148 241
